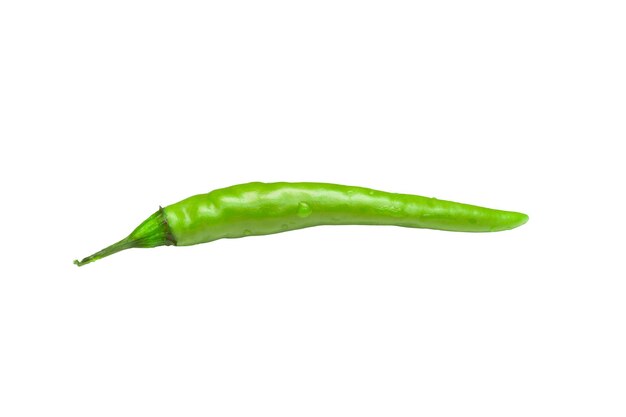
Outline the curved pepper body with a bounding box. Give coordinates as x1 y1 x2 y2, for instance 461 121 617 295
74 182 528 266
163 182 528 246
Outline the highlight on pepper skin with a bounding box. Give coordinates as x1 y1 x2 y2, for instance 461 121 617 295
74 182 529 266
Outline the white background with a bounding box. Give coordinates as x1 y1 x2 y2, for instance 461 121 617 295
1 1 625 416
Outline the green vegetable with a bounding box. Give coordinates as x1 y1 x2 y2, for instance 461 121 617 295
74 182 528 266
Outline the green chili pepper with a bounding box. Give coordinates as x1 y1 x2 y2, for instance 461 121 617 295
74 182 528 266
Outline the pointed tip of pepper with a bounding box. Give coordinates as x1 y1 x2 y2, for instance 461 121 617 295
511 212 529 228
500 211 529 231
520 213 530 226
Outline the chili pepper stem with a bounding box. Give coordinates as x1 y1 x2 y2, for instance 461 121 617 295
74 208 175 267
73 237 136 266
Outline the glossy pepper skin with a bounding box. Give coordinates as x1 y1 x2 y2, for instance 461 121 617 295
74 182 528 266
